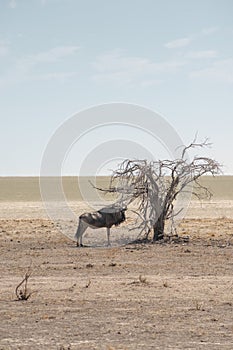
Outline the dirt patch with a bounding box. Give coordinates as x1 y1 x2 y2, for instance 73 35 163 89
0 214 233 349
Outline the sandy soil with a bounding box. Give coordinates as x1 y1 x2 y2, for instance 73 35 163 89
0 201 233 349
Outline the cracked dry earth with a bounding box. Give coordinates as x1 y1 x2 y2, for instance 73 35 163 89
0 205 233 350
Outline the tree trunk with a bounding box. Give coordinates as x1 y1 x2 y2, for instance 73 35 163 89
152 213 165 241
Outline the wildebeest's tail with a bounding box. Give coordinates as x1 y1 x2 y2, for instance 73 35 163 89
74 218 86 240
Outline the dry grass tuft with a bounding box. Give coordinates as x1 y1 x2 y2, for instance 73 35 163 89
194 299 205 311
139 274 147 284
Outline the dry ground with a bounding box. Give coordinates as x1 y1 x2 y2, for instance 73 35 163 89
0 202 233 349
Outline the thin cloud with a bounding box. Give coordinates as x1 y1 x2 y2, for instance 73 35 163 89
164 37 192 49
190 58 233 84
27 45 80 64
165 27 219 50
9 0 17 9
0 42 9 56
141 79 163 88
40 0 64 4
0 45 80 88
92 50 186 87
186 50 218 59
34 71 77 81
202 27 219 35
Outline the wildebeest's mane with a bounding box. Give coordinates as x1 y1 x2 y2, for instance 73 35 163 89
98 205 126 214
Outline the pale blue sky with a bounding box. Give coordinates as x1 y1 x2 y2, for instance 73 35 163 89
1 0 233 175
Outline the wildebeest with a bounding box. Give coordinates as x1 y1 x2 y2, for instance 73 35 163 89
74 205 127 247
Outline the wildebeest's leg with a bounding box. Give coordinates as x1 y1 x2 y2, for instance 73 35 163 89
74 219 88 247
107 227 111 246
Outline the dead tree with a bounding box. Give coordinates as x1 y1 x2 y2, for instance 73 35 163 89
104 138 221 241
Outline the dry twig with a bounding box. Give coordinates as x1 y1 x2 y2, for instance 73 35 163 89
15 266 36 301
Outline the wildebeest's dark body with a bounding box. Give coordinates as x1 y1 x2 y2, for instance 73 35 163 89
75 205 126 247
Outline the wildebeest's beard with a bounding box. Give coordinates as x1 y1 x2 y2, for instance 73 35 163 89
113 210 125 226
